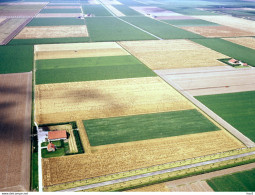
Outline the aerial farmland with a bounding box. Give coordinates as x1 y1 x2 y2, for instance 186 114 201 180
0 0 255 193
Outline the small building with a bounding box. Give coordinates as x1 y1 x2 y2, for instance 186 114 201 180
47 143 56 152
48 130 67 141
228 58 239 64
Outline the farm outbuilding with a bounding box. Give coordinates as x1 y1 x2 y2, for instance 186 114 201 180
48 130 67 141
47 143 56 152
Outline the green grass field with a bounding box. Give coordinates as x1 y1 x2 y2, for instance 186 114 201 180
41 148 65 158
8 37 90 45
207 168 255 191
0 45 33 74
82 5 112 16
163 19 220 26
113 5 142 16
27 18 85 26
36 55 156 84
83 109 220 146
196 91 255 142
122 16 204 39
191 38 255 67
85 17 155 41
40 8 81 13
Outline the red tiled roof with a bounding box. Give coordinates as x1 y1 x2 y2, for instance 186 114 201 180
48 130 67 140
47 143 55 150
228 58 237 63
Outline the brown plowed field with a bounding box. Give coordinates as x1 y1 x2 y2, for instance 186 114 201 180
34 42 129 60
0 18 28 45
181 26 255 37
35 77 195 124
15 25 88 39
223 37 255 50
157 67 255 96
42 130 243 187
0 72 32 192
118 40 228 70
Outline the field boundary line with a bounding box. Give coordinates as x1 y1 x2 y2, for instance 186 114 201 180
158 75 255 147
76 120 91 154
97 0 162 40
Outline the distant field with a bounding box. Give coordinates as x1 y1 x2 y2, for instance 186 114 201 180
7 37 90 45
36 55 155 84
122 16 204 39
27 17 85 26
0 45 33 73
113 5 142 16
207 168 255 191
85 17 155 41
191 38 255 67
163 19 220 26
84 109 220 146
196 91 255 142
82 5 112 16
40 8 81 13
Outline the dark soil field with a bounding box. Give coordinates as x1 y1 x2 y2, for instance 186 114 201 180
0 72 32 192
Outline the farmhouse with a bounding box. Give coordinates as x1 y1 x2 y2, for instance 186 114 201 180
48 130 67 141
228 58 239 64
47 143 56 152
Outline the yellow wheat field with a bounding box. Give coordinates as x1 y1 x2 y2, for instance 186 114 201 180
35 77 195 124
118 40 228 70
223 37 255 50
15 25 89 39
34 42 130 60
42 130 244 187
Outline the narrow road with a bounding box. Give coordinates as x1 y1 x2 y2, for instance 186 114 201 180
57 150 255 192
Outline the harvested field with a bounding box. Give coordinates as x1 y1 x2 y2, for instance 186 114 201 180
0 18 30 45
170 181 213 192
0 18 6 24
119 40 228 69
14 25 88 39
42 130 244 187
67 129 78 153
223 37 255 50
181 26 255 37
156 67 255 96
163 19 220 26
127 183 170 192
193 15 255 33
0 72 32 192
36 13 82 18
101 0 122 5
35 77 195 124
35 42 130 60
88 0 100 4
84 109 220 146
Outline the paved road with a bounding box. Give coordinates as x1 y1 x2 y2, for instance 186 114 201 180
57 151 255 192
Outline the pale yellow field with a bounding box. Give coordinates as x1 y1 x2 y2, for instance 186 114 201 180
127 183 170 192
193 15 255 34
34 42 130 60
47 124 73 131
223 37 255 50
118 40 228 70
181 26 254 38
35 77 195 124
42 130 244 186
14 25 88 39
